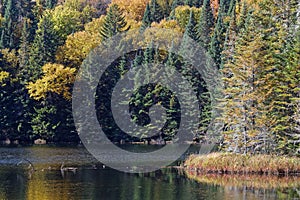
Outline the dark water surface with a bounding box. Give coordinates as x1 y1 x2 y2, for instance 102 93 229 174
0 146 299 200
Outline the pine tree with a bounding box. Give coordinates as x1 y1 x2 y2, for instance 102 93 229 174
184 10 198 41
197 0 214 49
283 27 300 154
28 11 59 82
185 0 203 7
237 0 247 30
171 0 183 11
219 0 231 14
100 4 128 40
149 0 164 23
0 0 19 49
143 40 155 65
18 19 31 83
209 11 226 68
227 0 236 16
141 4 152 31
220 11 274 154
222 1 237 67
259 0 300 154
46 0 57 9
185 0 194 7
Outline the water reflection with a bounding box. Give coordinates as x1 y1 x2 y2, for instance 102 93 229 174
185 170 300 199
0 146 299 200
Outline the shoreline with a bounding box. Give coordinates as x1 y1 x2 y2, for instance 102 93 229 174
184 153 300 176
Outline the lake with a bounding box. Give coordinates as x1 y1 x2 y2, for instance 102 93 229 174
0 146 299 200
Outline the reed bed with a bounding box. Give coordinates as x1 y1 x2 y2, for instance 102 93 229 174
184 153 300 175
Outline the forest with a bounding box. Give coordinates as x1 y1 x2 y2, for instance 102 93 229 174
0 0 299 155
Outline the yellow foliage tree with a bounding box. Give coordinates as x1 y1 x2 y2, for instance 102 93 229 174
0 71 9 84
84 15 106 34
140 20 183 49
111 0 149 21
27 63 76 100
56 31 101 68
172 6 202 29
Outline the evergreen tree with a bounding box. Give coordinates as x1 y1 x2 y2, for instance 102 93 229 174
0 0 19 49
209 12 226 68
282 27 300 154
219 0 231 14
222 1 237 67
185 0 203 7
258 0 300 154
220 12 274 154
237 0 248 31
149 0 164 23
29 11 59 82
185 0 194 7
197 0 214 49
141 4 152 31
227 0 236 16
184 10 198 41
143 40 155 65
18 19 31 83
171 0 183 11
46 0 57 9
100 4 128 40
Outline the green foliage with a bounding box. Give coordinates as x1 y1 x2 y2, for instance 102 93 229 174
141 0 165 31
149 0 164 23
184 10 198 41
31 105 58 140
100 4 128 40
29 11 59 82
209 8 226 68
172 5 202 29
0 0 298 149
185 0 203 8
197 0 214 49
46 0 57 9
141 4 152 31
0 0 19 49
50 3 95 41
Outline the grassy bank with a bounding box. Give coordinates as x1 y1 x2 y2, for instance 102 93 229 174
184 153 300 175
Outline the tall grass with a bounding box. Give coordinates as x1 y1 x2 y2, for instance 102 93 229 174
184 153 300 175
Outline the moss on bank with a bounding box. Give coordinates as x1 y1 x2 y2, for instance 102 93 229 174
184 153 300 175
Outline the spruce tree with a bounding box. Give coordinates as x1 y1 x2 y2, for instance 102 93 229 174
227 0 236 16
184 10 198 41
238 1 248 31
171 0 183 11
185 0 203 7
197 0 214 50
209 1 227 68
100 4 128 40
18 19 31 83
0 0 19 49
29 11 59 82
185 0 194 7
220 12 273 154
258 0 300 154
149 0 164 23
46 0 57 9
222 1 237 67
141 4 152 31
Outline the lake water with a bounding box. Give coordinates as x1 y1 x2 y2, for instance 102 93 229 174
0 146 299 200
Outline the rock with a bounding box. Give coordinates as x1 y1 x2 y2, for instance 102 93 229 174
4 138 11 145
34 139 47 145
